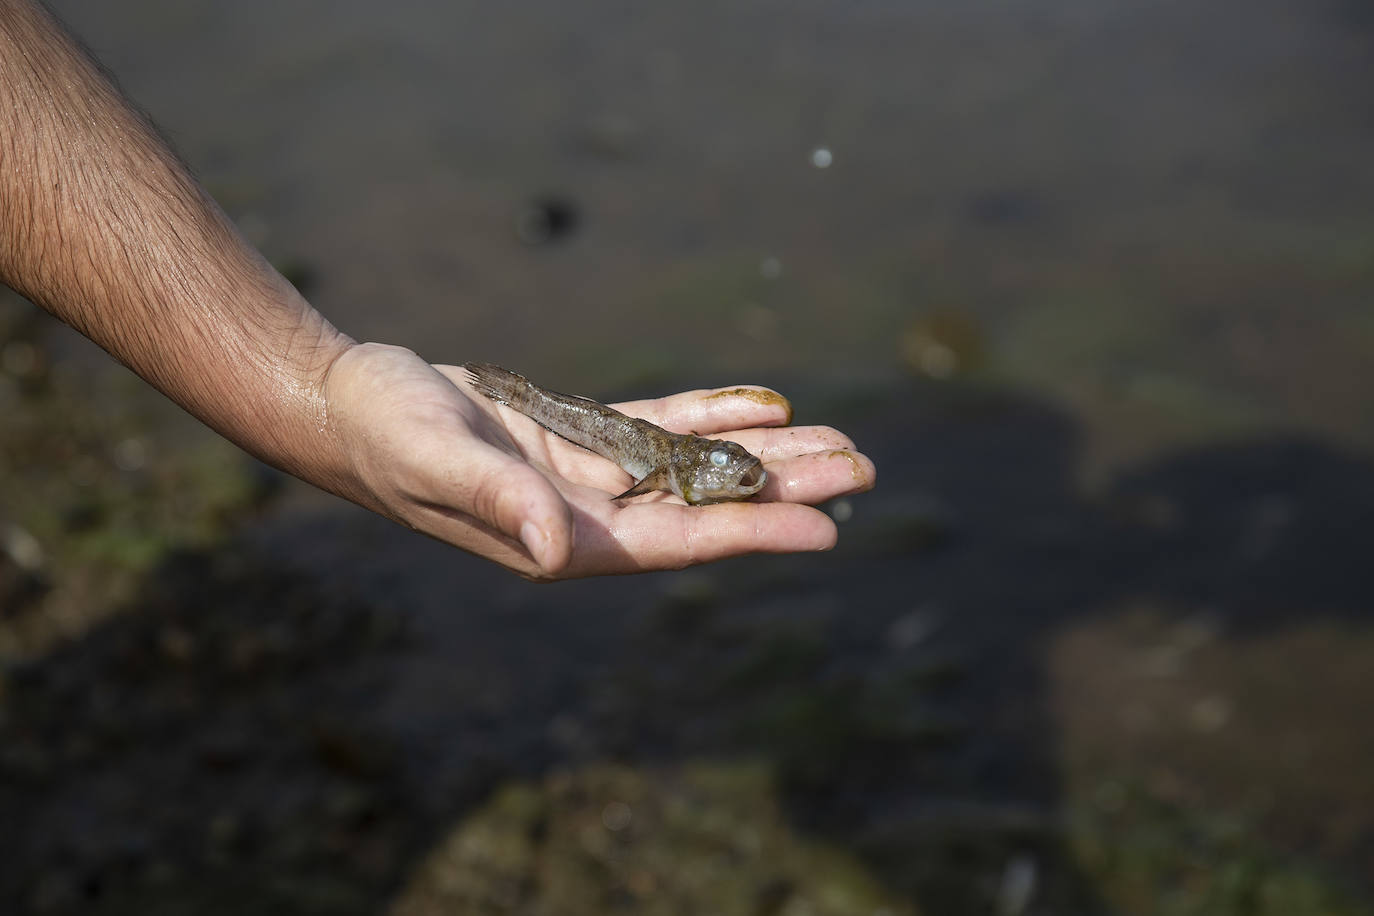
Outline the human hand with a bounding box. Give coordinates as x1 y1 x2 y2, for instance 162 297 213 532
322 343 876 580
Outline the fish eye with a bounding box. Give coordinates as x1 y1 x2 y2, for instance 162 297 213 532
709 448 730 468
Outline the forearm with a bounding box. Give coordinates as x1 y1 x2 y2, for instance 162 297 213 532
0 0 356 495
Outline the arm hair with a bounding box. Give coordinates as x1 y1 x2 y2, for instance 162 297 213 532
0 0 357 495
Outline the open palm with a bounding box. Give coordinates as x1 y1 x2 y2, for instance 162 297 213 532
324 343 875 579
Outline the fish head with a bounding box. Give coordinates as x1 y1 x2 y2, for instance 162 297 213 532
672 437 767 505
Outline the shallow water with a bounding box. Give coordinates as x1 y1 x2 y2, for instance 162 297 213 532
9 1 1374 912
49 0 1374 450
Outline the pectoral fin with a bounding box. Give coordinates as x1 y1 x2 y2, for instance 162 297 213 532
612 468 669 500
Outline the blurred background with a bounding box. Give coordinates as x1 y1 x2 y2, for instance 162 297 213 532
2 0 1373 912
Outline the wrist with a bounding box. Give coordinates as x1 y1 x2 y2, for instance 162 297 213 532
241 296 362 496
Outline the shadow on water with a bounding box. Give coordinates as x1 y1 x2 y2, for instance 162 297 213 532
3 380 1373 914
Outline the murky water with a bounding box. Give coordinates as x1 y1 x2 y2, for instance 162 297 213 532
9 0 1374 911
48 0 1374 449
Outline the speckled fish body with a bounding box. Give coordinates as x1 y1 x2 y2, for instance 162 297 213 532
462 363 767 505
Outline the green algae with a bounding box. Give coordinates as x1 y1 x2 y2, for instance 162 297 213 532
389 761 918 916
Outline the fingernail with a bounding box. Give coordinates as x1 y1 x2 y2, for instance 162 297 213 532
520 520 548 569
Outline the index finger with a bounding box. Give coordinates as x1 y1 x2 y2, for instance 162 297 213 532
611 385 794 435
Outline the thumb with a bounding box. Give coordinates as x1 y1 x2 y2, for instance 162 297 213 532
468 449 574 575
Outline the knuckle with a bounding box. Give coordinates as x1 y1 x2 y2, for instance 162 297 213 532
471 464 514 529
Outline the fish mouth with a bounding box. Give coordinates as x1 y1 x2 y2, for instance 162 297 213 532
739 465 766 493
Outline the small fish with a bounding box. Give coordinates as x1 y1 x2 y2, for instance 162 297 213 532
463 363 768 505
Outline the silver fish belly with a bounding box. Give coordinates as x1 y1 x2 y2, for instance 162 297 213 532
462 363 767 505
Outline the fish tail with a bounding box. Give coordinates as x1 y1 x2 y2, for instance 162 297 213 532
462 362 530 407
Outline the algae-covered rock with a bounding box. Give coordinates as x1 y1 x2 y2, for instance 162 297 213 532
0 291 273 657
390 760 919 916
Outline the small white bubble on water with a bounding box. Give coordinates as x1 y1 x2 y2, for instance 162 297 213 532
810 146 833 168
